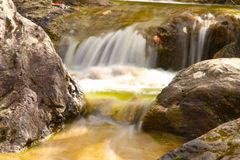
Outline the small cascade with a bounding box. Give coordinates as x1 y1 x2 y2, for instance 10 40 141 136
64 26 157 69
72 65 176 128
189 14 215 66
179 13 216 68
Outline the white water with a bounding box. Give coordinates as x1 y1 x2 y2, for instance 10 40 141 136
64 24 176 93
63 24 177 135
181 13 216 68
64 26 157 69
71 65 176 93
190 14 216 65
64 15 217 71
69 65 176 131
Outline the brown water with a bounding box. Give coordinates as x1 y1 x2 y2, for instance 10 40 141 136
0 89 185 160
0 115 185 160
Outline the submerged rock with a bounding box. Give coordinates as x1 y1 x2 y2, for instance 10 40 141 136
0 0 85 152
159 118 240 160
142 58 240 138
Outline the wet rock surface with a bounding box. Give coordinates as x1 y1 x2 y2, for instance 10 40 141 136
177 0 240 4
12 0 109 49
142 58 240 138
13 0 109 28
13 0 239 63
144 13 240 70
159 118 240 160
214 33 240 58
67 0 109 5
0 0 85 152
12 0 73 39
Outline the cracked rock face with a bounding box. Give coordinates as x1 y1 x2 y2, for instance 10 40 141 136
143 58 240 138
0 0 85 152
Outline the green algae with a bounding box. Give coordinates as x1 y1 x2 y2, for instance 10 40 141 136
47 0 240 49
149 131 186 144
217 129 229 137
84 90 158 122
175 156 185 160
86 90 157 101
206 133 221 142
0 88 187 160
86 91 137 101
114 0 240 8
0 88 186 160
48 4 155 42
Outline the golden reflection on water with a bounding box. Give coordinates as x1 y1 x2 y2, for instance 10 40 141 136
0 90 186 160
0 115 185 160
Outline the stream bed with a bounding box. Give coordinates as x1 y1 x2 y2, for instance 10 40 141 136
1 0 239 158
0 66 186 160
0 115 185 160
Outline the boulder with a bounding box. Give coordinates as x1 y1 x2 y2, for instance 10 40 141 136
159 118 240 160
144 13 240 70
142 58 240 138
13 0 109 30
65 0 109 5
214 33 240 58
12 0 109 55
0 0 85 152
12 0 73 33
176 0 240 4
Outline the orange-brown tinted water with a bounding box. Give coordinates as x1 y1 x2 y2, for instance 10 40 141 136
0 115 185 160
0 81 186 160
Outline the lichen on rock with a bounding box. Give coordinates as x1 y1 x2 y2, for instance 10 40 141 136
159 118 240 160
143 58 240 138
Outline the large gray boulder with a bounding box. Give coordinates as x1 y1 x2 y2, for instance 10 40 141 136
159 118 240 160
143 58 240 138
0 0 85 152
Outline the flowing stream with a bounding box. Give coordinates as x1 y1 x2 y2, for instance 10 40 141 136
0 115 184 160
0 66 185 160
179 13 216 68
65 19 215 70
1 2 239 159
0 23 186 158
64 26 157 69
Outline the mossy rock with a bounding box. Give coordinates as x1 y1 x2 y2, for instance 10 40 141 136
143 58 240 139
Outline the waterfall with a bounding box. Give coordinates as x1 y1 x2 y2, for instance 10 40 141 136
63 25 176 129
189 14 215 65
72 65 176 127
179 13 216 68
64 26 157 70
